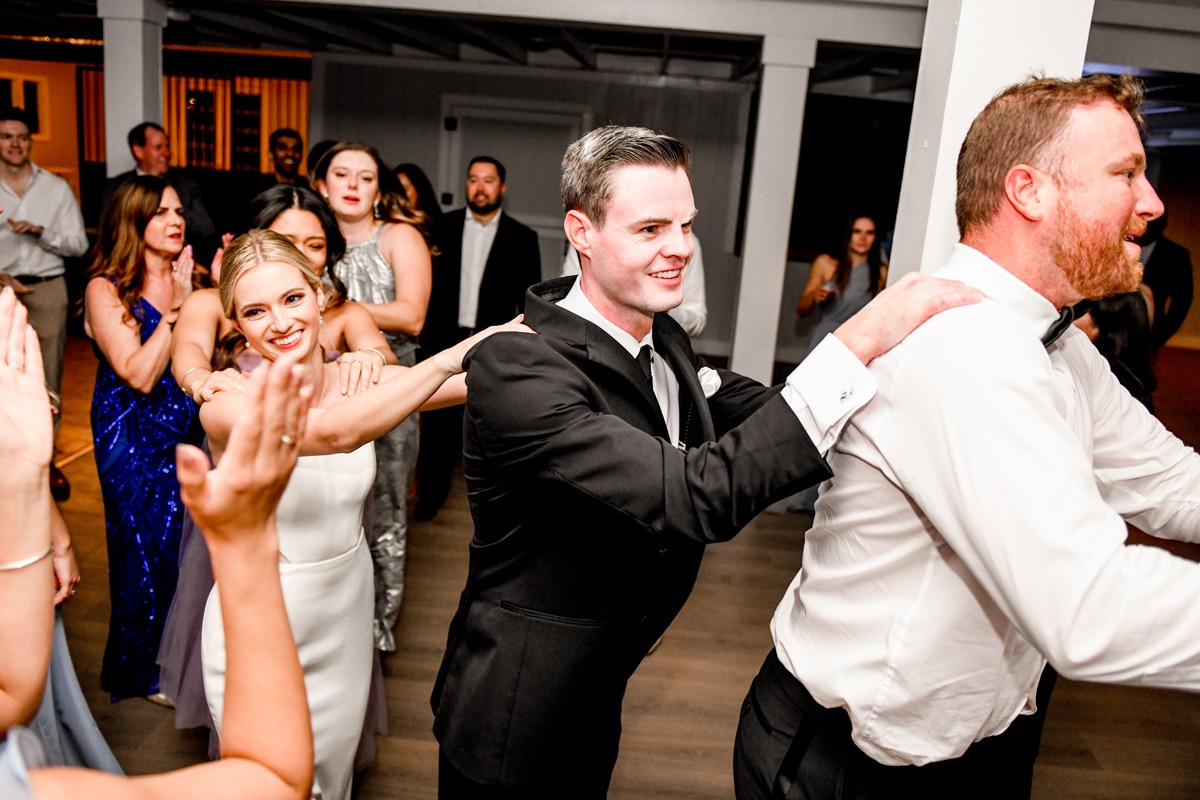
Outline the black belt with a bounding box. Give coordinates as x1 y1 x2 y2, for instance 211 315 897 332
13 274 61 285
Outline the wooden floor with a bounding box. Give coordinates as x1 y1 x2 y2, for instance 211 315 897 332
52 335 1200 798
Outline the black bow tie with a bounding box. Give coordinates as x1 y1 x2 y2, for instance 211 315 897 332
1041 301 1096 348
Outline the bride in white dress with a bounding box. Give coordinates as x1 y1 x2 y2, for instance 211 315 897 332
197 229 524 800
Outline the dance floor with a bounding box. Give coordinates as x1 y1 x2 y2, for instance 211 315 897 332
52 334 1200 799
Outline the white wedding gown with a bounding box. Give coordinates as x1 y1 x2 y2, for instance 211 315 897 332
202 444 376 800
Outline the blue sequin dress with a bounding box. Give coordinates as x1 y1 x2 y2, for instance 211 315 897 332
92 297 202 700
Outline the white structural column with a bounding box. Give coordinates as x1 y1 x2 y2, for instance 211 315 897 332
889 0 1096 281
729 37 816 383
97 0 167 176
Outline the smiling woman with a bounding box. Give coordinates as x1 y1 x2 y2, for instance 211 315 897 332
313 142 434 652
196 228 525 800
83 175 204 702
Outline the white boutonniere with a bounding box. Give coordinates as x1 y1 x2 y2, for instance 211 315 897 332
697 366 721 398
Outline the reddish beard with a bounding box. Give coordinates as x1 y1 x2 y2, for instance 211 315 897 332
1052 198 1145 299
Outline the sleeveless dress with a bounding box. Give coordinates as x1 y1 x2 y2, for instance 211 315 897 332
805 260 876 358
201 444 376 800
92 297 202 700
337 224 420 652
776 261 878 514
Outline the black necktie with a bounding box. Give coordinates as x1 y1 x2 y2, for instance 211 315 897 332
1041 300 1096 348
636 345 654 385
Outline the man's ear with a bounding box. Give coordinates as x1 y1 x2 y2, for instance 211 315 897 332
1004 164 1053 222
564 209 594 256
131 144 144 164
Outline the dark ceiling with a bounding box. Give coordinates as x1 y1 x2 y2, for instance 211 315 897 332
4 0 1200 147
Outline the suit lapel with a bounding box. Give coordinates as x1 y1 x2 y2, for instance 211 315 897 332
525 279 669 438
483 213 509 278
654 319 716 446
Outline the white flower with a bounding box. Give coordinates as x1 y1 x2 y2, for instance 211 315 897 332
697 366 721 398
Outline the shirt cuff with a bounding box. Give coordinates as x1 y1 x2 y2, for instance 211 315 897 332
781 334 876 454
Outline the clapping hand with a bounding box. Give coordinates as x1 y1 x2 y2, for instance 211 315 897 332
171 245 196 308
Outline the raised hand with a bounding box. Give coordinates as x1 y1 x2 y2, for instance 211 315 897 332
0 287 51 473
171 244 196 308
833 273 983 365
210 232 234 286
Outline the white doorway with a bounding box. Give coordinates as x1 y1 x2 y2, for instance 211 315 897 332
438 96 592 280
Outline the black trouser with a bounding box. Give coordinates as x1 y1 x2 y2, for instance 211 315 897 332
416 404 464 510
733 649 1056 800
438 748 610 800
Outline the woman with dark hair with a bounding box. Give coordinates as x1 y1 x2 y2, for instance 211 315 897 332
84 175 204 701
393 162 443 229
171 184 395 405
796 214 885 319
779 214 886 515
160 183 394 731
314 142 433 652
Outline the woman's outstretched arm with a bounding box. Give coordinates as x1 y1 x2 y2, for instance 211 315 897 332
31 357 314 800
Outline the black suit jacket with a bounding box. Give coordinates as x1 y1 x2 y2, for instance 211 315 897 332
421 208 541 354
100 170 216 253
431 276 831 789
1142 236 1193 348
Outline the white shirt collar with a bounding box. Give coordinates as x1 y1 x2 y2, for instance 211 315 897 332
557 276 652 358
941 243 1062 343
465 207 503 230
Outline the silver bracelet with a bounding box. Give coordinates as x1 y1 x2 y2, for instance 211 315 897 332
0 547 53 572
181 366 207 401
358 347 388 366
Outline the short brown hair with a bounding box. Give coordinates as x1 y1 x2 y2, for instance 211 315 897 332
956 74 1144 236
561 126 691 228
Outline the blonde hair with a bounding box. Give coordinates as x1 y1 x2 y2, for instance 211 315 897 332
219 229 322 320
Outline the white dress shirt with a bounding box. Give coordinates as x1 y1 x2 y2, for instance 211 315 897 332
557 276 872 454
562 239 708 337
459 209 503 329
772 243 1200 767
0 163 88 278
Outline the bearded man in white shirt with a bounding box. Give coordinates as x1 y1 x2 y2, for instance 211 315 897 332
734 73 1200 800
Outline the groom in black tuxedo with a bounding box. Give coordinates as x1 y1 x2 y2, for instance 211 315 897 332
430 125 978 799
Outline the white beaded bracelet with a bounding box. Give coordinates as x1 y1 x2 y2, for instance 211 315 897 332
0 547 52 572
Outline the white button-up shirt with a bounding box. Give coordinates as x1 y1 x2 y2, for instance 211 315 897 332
0 163 88 278
773 243 1200 767
557 276 873 454
458 209 502 329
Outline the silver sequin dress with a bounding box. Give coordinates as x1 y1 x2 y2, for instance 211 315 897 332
336 223 420 651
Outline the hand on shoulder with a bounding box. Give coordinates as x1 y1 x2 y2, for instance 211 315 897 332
833 272 983 365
